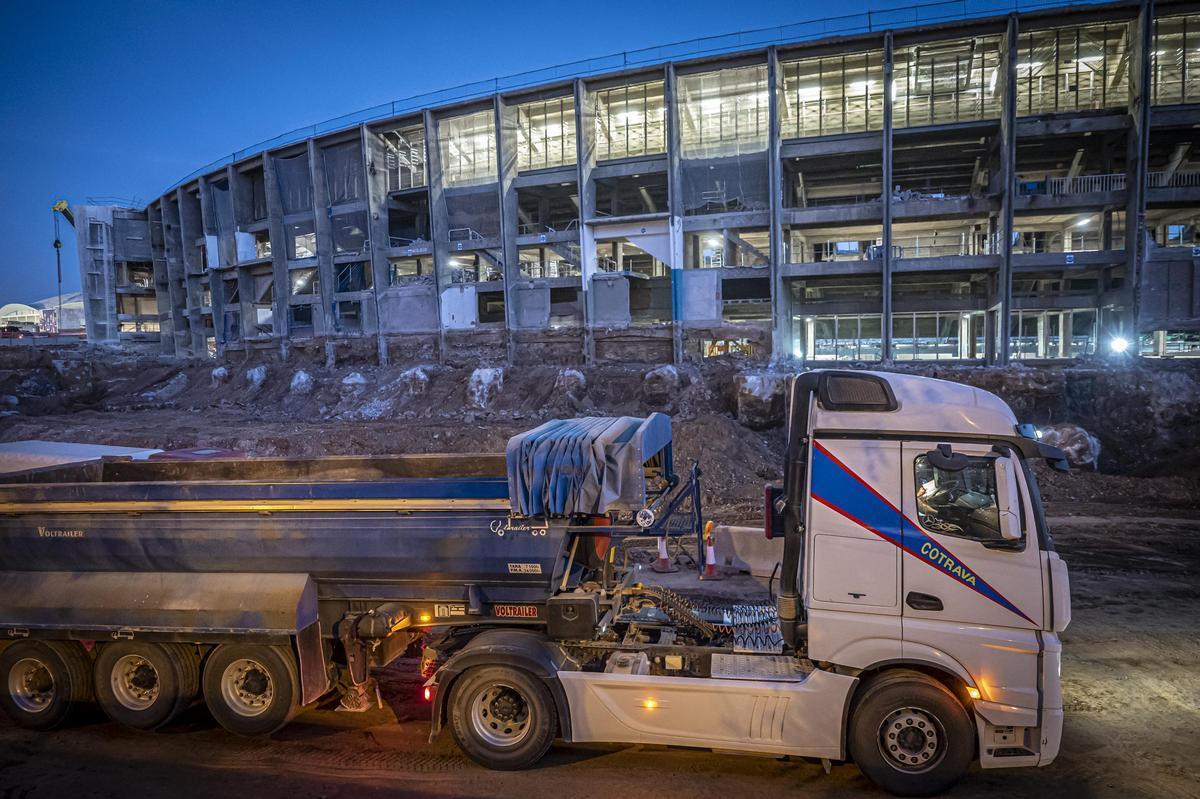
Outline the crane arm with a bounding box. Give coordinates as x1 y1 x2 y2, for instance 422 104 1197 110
52 200 74 227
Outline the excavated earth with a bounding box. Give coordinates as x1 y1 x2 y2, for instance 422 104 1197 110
0 346 1198 798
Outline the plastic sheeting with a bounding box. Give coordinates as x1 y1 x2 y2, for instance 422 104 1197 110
275 153 313 215
506 414 672 517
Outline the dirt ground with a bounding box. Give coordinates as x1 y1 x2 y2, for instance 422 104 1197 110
0 349 1198 797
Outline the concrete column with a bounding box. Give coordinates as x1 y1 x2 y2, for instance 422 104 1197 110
424 110 450 364
495 95 518 364
882 33 895 365
226 164 254 346
308 139 336 361
666 63 684 365
261 152 293 357
1124 0 1154 353
996 14 1020 365
768 46 789 363
197 175 227 358
574 78 597 364
361 123 390 364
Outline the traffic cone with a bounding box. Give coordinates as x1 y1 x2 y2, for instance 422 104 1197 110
651 536 677 573
700 521 724 581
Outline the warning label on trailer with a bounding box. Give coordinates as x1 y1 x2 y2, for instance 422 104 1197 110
507 563 542 574
493 604 539 618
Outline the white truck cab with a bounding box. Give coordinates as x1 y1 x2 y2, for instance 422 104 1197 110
780 370 1072 788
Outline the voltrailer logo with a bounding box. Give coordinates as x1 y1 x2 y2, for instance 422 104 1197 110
37 526 85 539
493 605 539 619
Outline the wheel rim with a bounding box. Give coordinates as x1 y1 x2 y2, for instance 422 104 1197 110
220 658 274 717
8 657 54 714
878 706 946 773
111 654 161 711
469 682 533 748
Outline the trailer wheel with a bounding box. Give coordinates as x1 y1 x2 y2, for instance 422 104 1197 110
202 643 299 737
0 640 91 731
849 672 975 797
448 666 557 770
94 642 193 730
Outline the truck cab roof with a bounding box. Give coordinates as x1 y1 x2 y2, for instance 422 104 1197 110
807 370 1019 441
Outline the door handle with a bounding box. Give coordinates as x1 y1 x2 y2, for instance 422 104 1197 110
906 591 944 611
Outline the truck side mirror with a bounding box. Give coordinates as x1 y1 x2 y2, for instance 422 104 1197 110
994 457 1023 541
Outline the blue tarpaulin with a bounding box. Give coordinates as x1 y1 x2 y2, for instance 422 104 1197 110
506 415 673 517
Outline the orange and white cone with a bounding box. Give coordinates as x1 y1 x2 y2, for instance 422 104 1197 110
651 535 677 573
700 521 724 581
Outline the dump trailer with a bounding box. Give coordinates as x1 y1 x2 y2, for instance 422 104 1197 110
0 372 1072 796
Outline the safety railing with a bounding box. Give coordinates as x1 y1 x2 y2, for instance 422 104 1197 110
1148 170 1200 188
1046 173 1127 194
161 0 1115 198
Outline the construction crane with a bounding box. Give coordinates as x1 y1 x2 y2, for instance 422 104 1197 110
51 200 75 336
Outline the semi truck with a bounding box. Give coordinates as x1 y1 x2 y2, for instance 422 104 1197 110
0 370 1071 796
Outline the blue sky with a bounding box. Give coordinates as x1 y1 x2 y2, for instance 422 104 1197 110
0 0 884 304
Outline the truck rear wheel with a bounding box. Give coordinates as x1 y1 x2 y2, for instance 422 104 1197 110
0 640 92 731
202 643 299 736
849 672 975 797
94 642 195 730
448 666 557 770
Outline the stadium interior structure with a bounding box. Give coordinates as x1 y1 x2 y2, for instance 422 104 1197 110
74 0 1200 365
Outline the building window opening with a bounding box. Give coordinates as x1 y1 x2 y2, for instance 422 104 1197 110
594 173 668 217
893 35 1003 128
331 210 368 255
288 221 317 260
519 245 581 279
335 261 373 293
380 123 427 191
439 110 497 187
289 267 320 296
389 256 433 285
781 50 885 139
892 311 982 361
477 290 506 324
289 303 314 335
388 193 431 246
593 80 666 162
515 95 576 172
251 272 273 335
335 299 362 332
254 230 272 259
678 65 770 215
685 229 770 268
1018 22 1130 115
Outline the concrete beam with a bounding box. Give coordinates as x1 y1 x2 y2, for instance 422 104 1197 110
1125 0 1154 350
995 14 1019 365
882 32 895 365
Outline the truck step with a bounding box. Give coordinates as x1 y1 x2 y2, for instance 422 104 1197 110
710 653 810 682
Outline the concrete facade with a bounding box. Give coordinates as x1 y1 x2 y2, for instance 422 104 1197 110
78 0 1200 363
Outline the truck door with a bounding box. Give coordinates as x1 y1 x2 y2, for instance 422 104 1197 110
899 441 1044 712
805 438 903 666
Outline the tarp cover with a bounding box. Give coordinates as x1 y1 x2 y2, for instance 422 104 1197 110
506 415 672 517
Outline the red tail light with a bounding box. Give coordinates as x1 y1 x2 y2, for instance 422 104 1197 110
423 686 432 702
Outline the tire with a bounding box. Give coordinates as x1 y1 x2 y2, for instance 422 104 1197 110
849 671 975 797
448 666 557 770
202 643 299 736
93 642 190 730
0 640 92 731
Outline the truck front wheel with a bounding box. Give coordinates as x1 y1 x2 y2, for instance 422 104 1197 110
202 643 299 736
848 672 974 797
0 640 92 731
448 666 557 770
